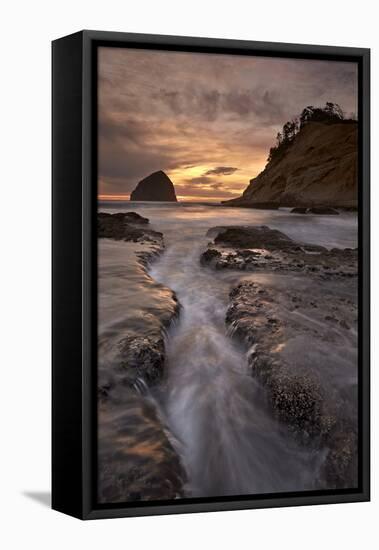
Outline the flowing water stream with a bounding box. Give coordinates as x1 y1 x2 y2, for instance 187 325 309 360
99 202 358 497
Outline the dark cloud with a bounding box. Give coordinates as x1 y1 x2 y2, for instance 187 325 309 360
186 176 213 185
99 113 150 146
209 182 224 190
180 176 238 196
98 113 207 193
98 147 173 194
154 86 284 123
154 88 221 121
203 166 238 176
222 89 284 121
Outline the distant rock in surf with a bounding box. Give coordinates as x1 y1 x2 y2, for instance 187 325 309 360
308 207 340 215
291 207 340 215
130 171 177 202
291 207 308 214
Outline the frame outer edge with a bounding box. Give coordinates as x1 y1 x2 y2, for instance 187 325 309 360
361 48 370 501
52 31 85 519
71 31 370 519
82 30 94 519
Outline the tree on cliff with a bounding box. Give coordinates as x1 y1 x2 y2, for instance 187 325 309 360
282 118 299 142
267 102 346 163
299 102 344 127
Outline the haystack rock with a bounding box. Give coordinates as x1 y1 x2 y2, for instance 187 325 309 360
130 171 177 202
223 121 358 209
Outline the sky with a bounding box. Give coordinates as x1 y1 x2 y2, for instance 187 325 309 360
98 47 358 202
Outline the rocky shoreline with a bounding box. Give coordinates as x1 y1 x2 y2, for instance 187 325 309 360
201 225 357 280
97 212 187 502
98 212 180 392
98 213 358 498
203 224 358 488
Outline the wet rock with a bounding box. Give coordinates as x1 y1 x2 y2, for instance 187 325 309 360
308 207 340 215
227 283 328 438
98 394 187 503
98 212 163 243
200 248 222 266
98 217 187 502
136 248 163 267
125 226 163 244
117 334 165 386
201 225 357 279
98 286 180 401
214 226 296 250
98 211 149 224
322 427 358 488
226 280 358 488
98 219 181 398
291 207 308 214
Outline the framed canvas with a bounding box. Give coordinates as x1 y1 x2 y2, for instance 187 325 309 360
52 30 370 520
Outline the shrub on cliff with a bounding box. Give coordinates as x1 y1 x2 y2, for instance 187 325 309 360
267 102 351 164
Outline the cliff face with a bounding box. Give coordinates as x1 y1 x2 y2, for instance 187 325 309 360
130 170 177 202
224 122 358 208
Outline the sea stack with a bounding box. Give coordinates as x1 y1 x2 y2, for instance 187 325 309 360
130 171 177 202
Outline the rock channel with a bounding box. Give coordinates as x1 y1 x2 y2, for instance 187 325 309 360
202 225 358 489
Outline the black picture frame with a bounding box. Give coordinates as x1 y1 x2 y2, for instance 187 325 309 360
52 30 370 520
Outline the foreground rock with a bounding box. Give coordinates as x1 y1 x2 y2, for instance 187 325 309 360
130 170 177 202
226 280 358 488
98 394 187 502
201 225 357 279
98 213 181 393
98 212 186 501
214 226 298 250
98 211 149 224
223 121 357 209
98 297 180 399
98 211 162 244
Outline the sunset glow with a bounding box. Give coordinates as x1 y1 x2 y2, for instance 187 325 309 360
98 48 357 202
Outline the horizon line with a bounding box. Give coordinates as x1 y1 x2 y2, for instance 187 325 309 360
98 194 236 203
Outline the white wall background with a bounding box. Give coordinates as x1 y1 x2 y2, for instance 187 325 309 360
1 0 376 547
